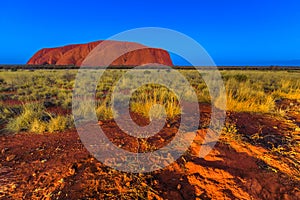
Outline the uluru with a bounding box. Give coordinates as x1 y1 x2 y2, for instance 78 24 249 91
27 40 173 67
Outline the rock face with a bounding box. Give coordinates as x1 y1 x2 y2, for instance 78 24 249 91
27 41 173 66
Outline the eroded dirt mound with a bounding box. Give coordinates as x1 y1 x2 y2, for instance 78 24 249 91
27 41 173 66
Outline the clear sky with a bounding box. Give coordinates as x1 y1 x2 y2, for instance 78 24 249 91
0 0 300 66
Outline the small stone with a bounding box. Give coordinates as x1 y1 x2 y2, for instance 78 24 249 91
6 154 16 162
69 163 78 175
69 168 76 175
177 184 182 190
159 138 165 143
1 148 8 154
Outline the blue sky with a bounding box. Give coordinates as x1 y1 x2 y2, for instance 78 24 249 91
0 0 300 66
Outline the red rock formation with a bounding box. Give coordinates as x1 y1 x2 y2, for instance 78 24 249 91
27 41 173 66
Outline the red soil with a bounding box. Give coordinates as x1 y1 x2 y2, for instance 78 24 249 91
0 102 300 199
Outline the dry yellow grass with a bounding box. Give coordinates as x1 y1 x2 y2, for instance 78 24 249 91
130 86 181 119
219 71 300 113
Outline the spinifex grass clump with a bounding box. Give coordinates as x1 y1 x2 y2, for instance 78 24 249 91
48 115 72 133
130 84 181 119
96 99 115 121
6 103 45 132
6 103 72 134
30 118 47 133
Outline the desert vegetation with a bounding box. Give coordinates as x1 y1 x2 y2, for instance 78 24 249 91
0 69 299 134
0 68 300 199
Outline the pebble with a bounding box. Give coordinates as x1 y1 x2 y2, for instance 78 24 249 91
6 154 16 162
69 167 76 175
177 184 182 190
1 148 9 154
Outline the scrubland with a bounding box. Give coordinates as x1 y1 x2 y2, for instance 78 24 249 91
0 69 299 134
0 68 299 199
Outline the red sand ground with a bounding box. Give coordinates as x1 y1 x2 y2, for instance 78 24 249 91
0 101 300 199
